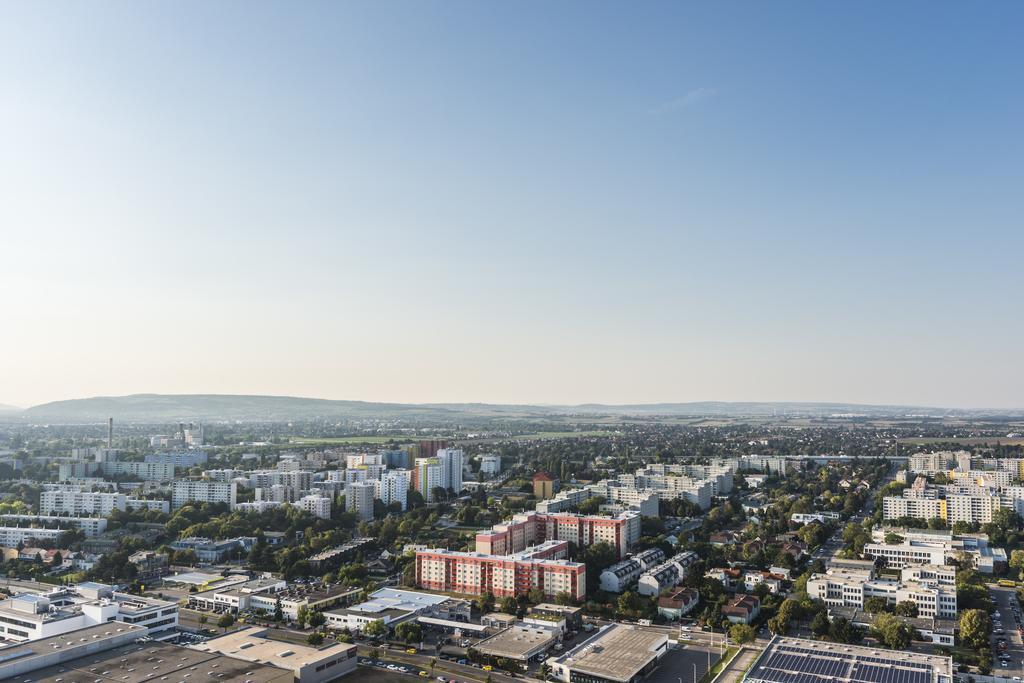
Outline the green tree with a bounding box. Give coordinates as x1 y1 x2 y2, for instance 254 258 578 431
395 621 422 644
729 624 756 644
555 591 576 606
363 619 388 638
527 588 545 605
872 613 912 650
617 591 643 616
296 605 310 628
1010 549 1024 580
217 613 235 631
810 611 830 637
475 592 495 614
308 611 326 629
959 608 992 649
500 597 518 615
828 616 857 643
894 601 918 618
307 632 324 646
864 597 889 614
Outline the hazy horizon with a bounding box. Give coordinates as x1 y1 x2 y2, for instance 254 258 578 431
3 3 1022 409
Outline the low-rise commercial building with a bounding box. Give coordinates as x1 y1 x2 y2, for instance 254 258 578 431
191 626 358 682
746 636 954 683
548 624 668 683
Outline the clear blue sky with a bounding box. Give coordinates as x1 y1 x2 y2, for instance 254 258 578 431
2 2 1022 408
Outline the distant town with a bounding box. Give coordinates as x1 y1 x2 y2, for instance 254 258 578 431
0 405 1022 683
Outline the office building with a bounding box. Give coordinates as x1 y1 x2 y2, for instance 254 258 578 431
0 582 177 642
806 563 957 619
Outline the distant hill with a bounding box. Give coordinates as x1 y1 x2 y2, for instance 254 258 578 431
16 393 970 423
23 394 463 422
0 403 20 413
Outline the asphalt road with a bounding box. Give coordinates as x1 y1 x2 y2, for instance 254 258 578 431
990 585 1024 678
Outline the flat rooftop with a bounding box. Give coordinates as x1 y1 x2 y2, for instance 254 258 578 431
0 622 146 661
22 640 293 683
165 571 228 585
350 587 454 613
552 624 667 682
473 624 559 660
192 626 357 670
746 637 954 683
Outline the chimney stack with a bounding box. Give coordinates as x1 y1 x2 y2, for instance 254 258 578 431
107 417 113 448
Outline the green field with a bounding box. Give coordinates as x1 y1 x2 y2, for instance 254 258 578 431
289 436 423 445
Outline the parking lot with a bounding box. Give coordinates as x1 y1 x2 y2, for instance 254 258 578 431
644 645 722 683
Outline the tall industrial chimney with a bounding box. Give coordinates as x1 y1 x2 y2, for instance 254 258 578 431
107 417 113 448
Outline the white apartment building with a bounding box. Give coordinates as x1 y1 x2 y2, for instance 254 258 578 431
205 468 243 482
0 515 106 537
172 480 237 509
415 458 443 502
346 481 375 521
735 455 790 476
480 454 501 476
126 498 171 513
437 448 464 493
600 548 666 593
98 461 175 481
296 494 332 520
40 490 127 517
375 469 410 510
637 552 700 597
0 526 64 547
908 452 958 474
882 496 945 520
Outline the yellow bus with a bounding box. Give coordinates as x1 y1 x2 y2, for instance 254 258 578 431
998 579 1017 588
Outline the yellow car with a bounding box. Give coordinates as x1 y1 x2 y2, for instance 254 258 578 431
419 671 428 677
482 665 493 671
407 648 417 654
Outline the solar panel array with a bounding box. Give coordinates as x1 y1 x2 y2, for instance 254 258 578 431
749 643 940 683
